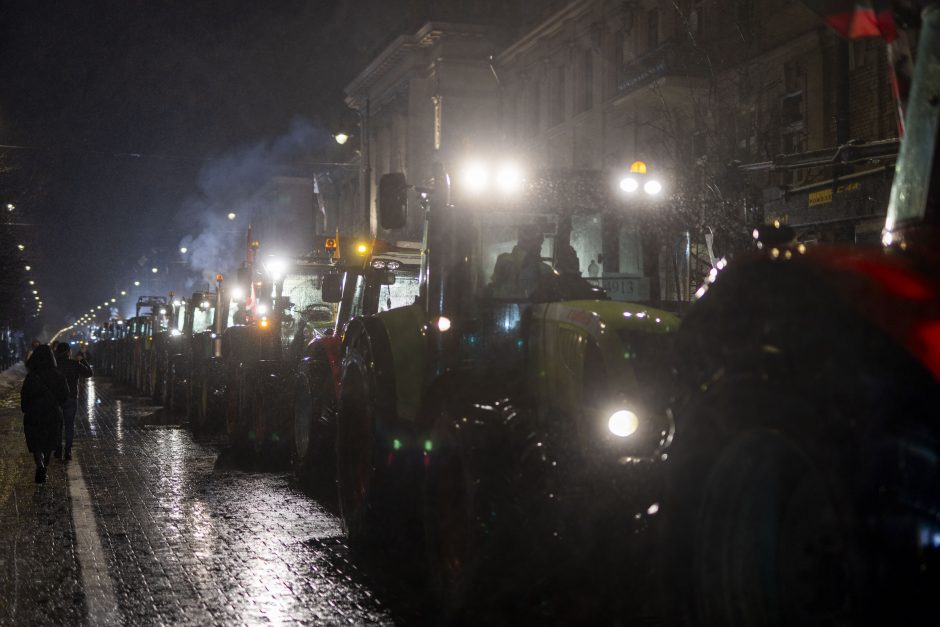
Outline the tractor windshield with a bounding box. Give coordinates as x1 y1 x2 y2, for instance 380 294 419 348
348 265 421 318
192 303 215 334
477 212 605 302
282 268 337 329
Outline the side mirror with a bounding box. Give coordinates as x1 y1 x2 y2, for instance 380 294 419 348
379 173 408 230
322 272 344 303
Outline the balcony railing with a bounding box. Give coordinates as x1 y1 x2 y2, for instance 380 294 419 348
618 41 711 97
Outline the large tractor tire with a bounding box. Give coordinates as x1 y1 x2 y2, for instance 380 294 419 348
192 357 225 433
664 382 940 627
336 324 400 549
423 389 547 622
226 364 255 456
166 354 187 415
253 362 291 465
152 355 166 404
292 360 336 484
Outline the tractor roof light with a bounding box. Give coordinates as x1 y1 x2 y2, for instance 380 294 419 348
260 316 270 329
265 258 288 281
460 161 490 195
356 243 369 256
619 177 639 193
495 162 525 194
644 179 663 196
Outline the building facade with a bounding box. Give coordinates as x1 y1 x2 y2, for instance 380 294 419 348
335 0 898 304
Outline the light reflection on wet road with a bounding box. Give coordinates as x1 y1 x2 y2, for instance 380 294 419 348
66 377 400 624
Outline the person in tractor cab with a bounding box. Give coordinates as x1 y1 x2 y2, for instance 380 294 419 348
489 223 553 299
554 216 581 277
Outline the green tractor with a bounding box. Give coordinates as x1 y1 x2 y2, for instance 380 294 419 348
336 162 679 612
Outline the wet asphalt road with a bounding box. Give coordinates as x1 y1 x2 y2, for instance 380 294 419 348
0 373 407 625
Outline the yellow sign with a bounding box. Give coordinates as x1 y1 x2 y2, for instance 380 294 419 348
808 182 861 207
629 160 648 174
809 189 833 206
325 238 337 250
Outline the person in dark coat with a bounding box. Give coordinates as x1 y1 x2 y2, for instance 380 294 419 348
54 342 92 460
20 345 69 483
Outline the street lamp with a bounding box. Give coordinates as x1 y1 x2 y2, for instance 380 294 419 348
334 132 350 145
151 267 158 274
180 247 188 254
24 265 30 271
120 290 127 296
5 203 14 212
134 280 140 286
227 212 237 221
17 244 25 251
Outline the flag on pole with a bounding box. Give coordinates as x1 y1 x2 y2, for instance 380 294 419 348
802 1 897 41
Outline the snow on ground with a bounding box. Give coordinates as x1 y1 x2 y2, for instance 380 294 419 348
0 363 26 408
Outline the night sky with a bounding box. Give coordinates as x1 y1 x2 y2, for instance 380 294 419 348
0 0 408 332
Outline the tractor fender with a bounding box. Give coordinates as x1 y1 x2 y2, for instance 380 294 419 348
306 335 343 399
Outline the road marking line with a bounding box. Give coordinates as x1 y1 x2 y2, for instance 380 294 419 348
67 456 121 625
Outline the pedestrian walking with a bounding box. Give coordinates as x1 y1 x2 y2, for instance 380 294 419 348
24 338 41 370
54 342 92 460
19 345 69 484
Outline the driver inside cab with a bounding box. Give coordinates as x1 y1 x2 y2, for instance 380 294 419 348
489 224 554 299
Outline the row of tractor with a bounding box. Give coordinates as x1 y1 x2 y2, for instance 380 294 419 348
86 155 940 624
90 232 423 470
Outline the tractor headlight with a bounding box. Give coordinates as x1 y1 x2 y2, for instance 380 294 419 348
608 409 639 438
371 259 387 269
170 329 182 337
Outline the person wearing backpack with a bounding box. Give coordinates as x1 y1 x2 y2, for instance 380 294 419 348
20 345 69 483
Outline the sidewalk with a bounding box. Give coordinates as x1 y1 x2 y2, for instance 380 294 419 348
0 365 86 624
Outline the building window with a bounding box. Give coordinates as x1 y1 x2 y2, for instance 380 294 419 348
693 130 707 162
781 92 803 128
647 9 659 50
529 78 541 134
691 0 706 38
550 65 566 126
610 28 627 97
578 49 594 114
781 59 806 131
